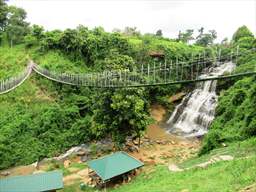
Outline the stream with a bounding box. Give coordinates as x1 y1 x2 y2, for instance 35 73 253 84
166 61 236 138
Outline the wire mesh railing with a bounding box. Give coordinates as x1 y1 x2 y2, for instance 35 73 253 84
0 46 255 93
0 63 33 95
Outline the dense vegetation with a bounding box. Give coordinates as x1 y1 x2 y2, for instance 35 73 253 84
200 26 256 154
0 1 204 169
0 1 255 181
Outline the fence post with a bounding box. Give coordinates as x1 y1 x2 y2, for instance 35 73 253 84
230 50 233 62
153 61 156 83
236 45 239 64
164 59 167 83
191 53 194 80
147 63 150 84
181 59 183 80
176 57 178 81
218 48 222 63
203 50 206 69
197 54 200 79
169 60 172 82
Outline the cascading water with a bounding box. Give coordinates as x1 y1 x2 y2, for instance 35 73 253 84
166 61 236 138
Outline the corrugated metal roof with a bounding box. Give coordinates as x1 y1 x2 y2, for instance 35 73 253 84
0 170 63 192
87 151 144 182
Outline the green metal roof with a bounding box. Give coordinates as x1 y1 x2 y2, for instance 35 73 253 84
0 170 63 192
87 151 144 182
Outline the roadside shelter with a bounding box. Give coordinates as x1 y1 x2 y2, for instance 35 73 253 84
87 151 144 186
0 170 63 192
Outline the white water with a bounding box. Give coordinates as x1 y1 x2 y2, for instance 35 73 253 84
166 62 236 137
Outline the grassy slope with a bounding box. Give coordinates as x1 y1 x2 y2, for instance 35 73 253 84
61 138 256 192
0 45 28 77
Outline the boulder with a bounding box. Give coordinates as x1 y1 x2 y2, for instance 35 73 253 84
219 155 234 161
81 155 90 162
0 171 10 177
76 149 87 156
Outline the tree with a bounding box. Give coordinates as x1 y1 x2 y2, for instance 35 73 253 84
5 6 29 47
0 0 8 30
221 37 229 46
123 27 140 36
196 28 217 46
178 29 194 43
156 29 163 37
232 25 254 43
0 0 8 43
30 24 44 39
198 27 204 37
91 88 151 148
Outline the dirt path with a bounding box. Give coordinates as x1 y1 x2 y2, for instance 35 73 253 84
150 104 166 122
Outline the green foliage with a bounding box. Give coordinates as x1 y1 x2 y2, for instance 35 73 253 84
91 88 152 148
196 28 217 47
5 6 29 46
0 45 28 77
232 25 254 43
0 0 8 43
155 29 163 37
200 46 256 154
177 29 194 43
0 16 204 169
109 157 256 192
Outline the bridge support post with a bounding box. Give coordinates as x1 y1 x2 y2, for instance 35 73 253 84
218 48 222 64
169 60 172 82
191 53 194 80
164 59 167 83
203 50 206 70
176 57 178 81
236 46 239 64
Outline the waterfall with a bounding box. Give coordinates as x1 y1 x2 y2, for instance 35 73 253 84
166 62 236 138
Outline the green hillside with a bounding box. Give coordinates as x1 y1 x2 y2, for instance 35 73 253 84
0 1 255 191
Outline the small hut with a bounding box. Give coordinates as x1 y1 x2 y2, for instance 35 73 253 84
0 171 63 192
87 151 144 188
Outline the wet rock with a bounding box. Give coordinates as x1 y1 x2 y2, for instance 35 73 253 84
55 146 81 161
76 149 87 156
132 139 140 145
80 155 90 162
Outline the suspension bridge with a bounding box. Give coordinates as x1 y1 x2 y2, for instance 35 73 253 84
0 47 255 95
